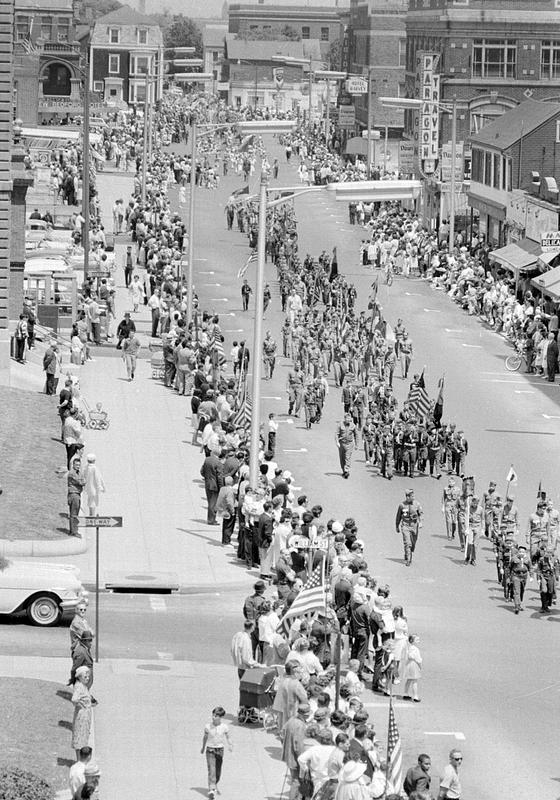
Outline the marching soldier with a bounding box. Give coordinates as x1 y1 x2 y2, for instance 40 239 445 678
537 548 556 613
395 489 423 566
442 477 461 540
335 414 357 479
403 423 418 479
527 501 549 562
546 499 560 551
465 496 484 566
499 494 519 542
394 422 405 474
456 494 468 549
483 481 498 537
262 331 277 380
427 426 442 479
452 429 468 476
444 423 456 473
509 544 531 614
286 365 304 417
497 533 516 601
380 425 395 480
417 422 429 474
362 415 376 466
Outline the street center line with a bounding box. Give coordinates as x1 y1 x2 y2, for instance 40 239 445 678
424 731 466 741
283 448 308 453
462 344 482 348
262 396 282 400
514 390 534 394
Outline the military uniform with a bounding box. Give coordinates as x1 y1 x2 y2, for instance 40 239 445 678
509 547 531 613
380 427 394 479
499 499 519 541
427 429 442 478
442 482 461 539
466 500 484 565
527 510 549 562
537 551 556 612
287 369 304 416
483 485 497 537
336 419 357 478
396 494 423 566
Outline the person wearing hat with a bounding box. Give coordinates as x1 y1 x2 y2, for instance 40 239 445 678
465 495 483 566
396 489 423 566
508 544 531 614
81 762 101 799
243 581 267 655
282 702 310 800
336 760 370 799
537 546 557 613
335 414 357 479
71 666 92 761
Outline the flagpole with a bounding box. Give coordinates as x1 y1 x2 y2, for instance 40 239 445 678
383 687 393 800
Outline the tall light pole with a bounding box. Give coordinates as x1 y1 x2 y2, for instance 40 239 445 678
82 57 90 280
141 71 149 204
315 70 346 143
186 118 197 326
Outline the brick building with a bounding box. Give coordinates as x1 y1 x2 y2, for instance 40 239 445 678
227 1 349 62
13 0 82 125
348 0 407 134
405 0 560 148
89 4 163 107
469 99 560 261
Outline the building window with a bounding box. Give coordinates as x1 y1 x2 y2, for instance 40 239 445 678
40 16 53 40
131 55 150 75
58 18 70 42
15 16 30 41
484 151 492 185
109 27 120 44
321 27 329 42
109 54 120 74
556 119 560 142
471 148 482 182
137 28 148 44
398 39 406 67
93 81 104 93
473 39 516 79
541 41 560 79
302 26 310 39
42 63 71 96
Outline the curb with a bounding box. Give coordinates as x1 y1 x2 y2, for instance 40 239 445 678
0 536 88 557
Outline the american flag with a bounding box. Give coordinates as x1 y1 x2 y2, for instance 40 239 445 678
208 330 226 366
278 565 326 629
237 250 257 280
231 379 253 429
408 370 431 419
387 700 403 794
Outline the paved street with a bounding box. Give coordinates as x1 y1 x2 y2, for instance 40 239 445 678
7 135 560 799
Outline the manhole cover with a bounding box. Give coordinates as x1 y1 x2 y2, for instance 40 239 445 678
125 574 155 581
137 664 171 671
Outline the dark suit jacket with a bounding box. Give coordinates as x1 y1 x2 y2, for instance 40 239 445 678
200 455 223 492
257 512 274 548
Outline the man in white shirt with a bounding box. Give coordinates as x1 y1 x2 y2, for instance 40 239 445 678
230 620 259 678
438 749 463 799
68 746 92 799
297 729 335 791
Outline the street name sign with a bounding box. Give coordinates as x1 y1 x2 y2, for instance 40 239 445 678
81 516 123 527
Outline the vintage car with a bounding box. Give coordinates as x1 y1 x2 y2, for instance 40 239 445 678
0 558 87 626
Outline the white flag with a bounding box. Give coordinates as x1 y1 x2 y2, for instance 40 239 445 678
506 465 518 485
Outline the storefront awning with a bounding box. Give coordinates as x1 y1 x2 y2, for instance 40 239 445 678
537 250 560 269
531 264 560 299
489 238 543 277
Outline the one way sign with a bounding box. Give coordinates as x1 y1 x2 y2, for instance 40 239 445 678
80 516 123 527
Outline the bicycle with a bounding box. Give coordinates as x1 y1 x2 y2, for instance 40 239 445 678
504 340 524 372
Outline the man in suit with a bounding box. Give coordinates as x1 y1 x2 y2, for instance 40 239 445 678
200 448 224 525
257 500 274 581
546 331 559 382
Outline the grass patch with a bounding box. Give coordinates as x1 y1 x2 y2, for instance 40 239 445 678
0 677 72 791
0 386 67 540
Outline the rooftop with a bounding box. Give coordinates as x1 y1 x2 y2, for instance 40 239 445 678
470 99 560 150
94 3 159 26
15 0 74 9
225 33 322 61
202 23 228 48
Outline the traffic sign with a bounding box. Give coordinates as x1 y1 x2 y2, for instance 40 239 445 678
290 536 330 550
346 77 368 94
81 516 123 527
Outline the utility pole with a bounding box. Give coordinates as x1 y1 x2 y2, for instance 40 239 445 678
186 119 197 326
366 71 373 180
141 71 149 204
308 55 313 128
82 54 90 281
449 96 457 251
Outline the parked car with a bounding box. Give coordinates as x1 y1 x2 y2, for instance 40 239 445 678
0 558 87 627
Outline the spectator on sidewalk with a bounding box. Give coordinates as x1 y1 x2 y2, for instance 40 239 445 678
122 331 141 380
84 454 106 516
216 475 236 544
129 274 144 313
80 763 101 800
200 448 224 525
63 407 84 468
71 666 93 761
282 703 309 800
201 706 233 800
70 601 95 655
70 630 94 688
14 314 27 363
230 620 259 678
67 456 85 537
43 341 60 394
68 746 92 799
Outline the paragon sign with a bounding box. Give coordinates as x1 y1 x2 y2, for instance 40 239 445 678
414 52 440 175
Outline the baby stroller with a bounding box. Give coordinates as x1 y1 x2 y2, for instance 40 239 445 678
237 666 279 730
82 398 110 430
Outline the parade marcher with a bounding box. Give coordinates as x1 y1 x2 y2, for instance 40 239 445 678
335 414 357 479
396 489 423 566
241 279 252 311
263 331 277 380
509 544 531 614
465 495 483 566
537 547 556 613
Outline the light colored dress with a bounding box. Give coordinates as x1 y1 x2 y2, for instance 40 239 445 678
71 681 92 749
403 644 422 681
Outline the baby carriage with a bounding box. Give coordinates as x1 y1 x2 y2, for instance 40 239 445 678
82 399 110 430
237 666 279 730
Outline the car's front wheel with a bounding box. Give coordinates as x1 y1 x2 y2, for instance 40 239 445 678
26 594 62 627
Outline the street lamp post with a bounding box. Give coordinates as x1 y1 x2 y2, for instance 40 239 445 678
82 61 90 280
141 71 150 204
186 118 197 326
315 70 346 143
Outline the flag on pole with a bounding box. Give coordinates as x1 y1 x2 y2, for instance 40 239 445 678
433 375 445 425
537 480 546 501
408 371 431 419
506 465 518 485
387 700 403 795
231 186 250 198
208 331 226 366
238 134 255 153
231 380 253 429
278 565 326 630
237 250 257 280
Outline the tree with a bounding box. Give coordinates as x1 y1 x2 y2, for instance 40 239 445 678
237 26 301 41
280 25 301 41
162 14 203 56
0 768 53 800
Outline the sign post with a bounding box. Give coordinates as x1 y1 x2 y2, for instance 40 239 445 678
80 515 123 662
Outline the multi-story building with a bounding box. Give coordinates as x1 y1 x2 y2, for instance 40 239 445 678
202 22 227 93
347 0 407 135
13 0 82 125
227 1 349 62
0 0 14 384
89 4 163 107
